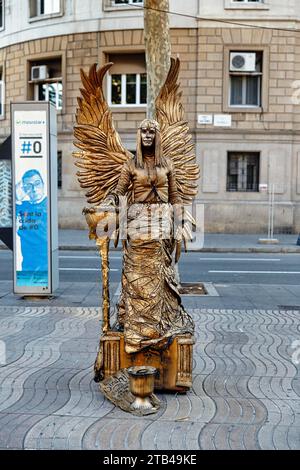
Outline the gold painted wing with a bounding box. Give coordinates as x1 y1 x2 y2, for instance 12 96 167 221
155 57 200 205
73 63 132 204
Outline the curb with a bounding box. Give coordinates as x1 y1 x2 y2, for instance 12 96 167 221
38 245 300 253
189 247 300 253
2 245 300 253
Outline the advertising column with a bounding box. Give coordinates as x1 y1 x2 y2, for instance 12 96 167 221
11 102 58 295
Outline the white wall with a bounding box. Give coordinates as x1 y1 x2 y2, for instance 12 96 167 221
0 0 198 49
1 0 297 50
199 0 297 18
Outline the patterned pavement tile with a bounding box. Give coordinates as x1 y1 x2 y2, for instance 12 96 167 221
0 306 299 450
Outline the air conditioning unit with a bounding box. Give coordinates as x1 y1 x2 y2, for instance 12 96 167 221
31 65 48 81
230 53 256 72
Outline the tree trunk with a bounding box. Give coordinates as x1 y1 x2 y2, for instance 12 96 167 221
144 0 171 119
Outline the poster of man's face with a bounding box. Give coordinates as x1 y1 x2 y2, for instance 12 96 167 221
21 169 45 204
15 168 48 283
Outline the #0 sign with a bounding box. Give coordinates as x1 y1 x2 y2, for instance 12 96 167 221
12 103 58 295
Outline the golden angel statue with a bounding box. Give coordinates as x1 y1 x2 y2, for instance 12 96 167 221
73 58 200 392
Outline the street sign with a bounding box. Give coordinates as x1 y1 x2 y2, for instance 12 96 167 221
11 102 58 295
214 114 232 127
259 183 268 192
198 114 213 125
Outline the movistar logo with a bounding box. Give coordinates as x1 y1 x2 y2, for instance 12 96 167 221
16 120 45 125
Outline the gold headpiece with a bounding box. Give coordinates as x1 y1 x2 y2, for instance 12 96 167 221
138 119 160 132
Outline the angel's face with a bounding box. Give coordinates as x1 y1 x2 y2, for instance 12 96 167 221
140 125 156 148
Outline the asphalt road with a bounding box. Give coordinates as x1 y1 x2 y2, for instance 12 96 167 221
1 249 300 285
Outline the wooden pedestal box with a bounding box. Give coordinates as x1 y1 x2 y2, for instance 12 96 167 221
97 331 194 392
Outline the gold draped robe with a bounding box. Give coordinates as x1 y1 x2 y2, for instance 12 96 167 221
112 156 194 354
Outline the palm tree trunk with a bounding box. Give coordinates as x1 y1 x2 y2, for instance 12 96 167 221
144 0 171 119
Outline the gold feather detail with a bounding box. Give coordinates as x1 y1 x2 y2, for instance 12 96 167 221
155 58 200 205
73 63 131 204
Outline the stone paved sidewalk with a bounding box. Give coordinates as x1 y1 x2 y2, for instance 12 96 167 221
0 305 299 450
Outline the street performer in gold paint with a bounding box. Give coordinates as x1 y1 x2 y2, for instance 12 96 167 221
73 58 200 386
105 118 194 353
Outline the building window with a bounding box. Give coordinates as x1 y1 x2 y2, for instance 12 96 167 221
227 152 260 192
229 51 262 108
225 0 268 10
28 57 63 110
34 82 62 109
113 0 143 5
57 150 62 189
232 1 263 3
0 68 4 118
107 53 147 107
0 0 4 30
104 0 143 10
109 73 146 105
29 0 61 18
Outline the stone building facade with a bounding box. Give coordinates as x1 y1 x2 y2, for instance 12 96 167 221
0 0 300 233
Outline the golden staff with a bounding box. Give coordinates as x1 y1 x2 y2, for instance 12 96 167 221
96 236 110 333
83 206 114 334
83 206 119 381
